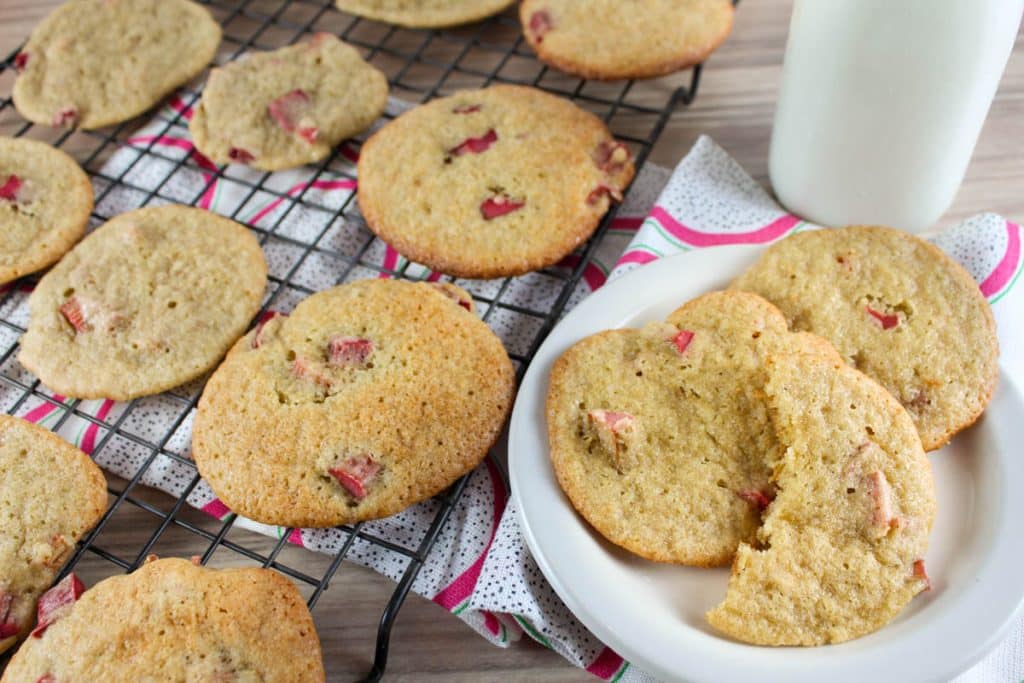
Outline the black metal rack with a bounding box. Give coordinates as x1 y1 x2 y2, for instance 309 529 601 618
0 1 706 680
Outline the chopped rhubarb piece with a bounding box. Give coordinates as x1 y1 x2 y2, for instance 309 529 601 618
35 675 56 683
0 175 23 202
268 89 318 144
0 620 17 639
59 297 91 334
13 52 28 72
529 10 553 41
866 470 897 533
480 195 525 220
453 104 482 114
51 107 77 128
593 140 631 174
429 283 474 312
0 590 16 638
586 184 623 206
736 489 774 511
228 147 254 164
251 311 286 349
327 336 373 368
866 306 899 330
32 573 85 638
587 409 640 473
328 455 381 500
449 129 498 157
913 559 931 591
672 329 695 354
291 357 332 387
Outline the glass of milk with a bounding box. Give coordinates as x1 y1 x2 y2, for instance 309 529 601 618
769 0 1023 233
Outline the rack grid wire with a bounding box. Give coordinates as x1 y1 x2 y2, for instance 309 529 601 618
0 1 708 680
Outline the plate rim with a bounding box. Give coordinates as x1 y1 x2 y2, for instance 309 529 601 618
508 244 1024 683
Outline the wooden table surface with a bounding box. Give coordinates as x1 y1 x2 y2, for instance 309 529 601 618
0 2 1021 681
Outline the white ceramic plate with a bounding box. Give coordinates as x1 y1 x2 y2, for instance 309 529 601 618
509 245 1024 683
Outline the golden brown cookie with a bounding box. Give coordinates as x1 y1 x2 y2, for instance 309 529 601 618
335 0 515 28
357 85 635 279
520 0 735 80
731 226 999 450
0 557 325 682
18 206 267 401
190 33 388 171
706 345 936 645
0 415 106 656
546 291 827 566
0 136 93 285
192 279 515 528
12 0 221 129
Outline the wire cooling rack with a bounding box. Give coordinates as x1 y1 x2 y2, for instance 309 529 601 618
0 1 712 679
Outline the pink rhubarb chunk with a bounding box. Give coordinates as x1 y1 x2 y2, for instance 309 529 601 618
449 129 498 157
866 306 899 330
329 455 382 500
672 329 694 354
228 147 254 164
429 283 474 312
0 175 23 202
587 409 640 472
268 89 318 143
480 195 525 220
31 574 85 638
51 107 77 128
867 470 897 532
736 489 774 511
35 676 56 683
529 10 553 41
327 336 373 368
291 357 332 387
251 311 286 349
913 559 931 591
13 52 28 72
453 104 482 115
59 297 91 334
0 590 17 639
586 184 623 206
593 140 631 174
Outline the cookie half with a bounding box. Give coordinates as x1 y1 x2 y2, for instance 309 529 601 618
0 137 93 285
0 557 325 682
357 84 635 278
0 416 106 655
731 226 999 450
546 291 824 566
192 279 515 528
520 0 735 80
13 0 221 129
335 0 516 28
706 346 936 645
191 33 388 171
18 206 267 400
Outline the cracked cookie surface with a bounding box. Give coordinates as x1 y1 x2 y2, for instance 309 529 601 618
0 557 325 682
13 0 221 129
191 33 388 171
0 416 106 657
335 0 515 28
357 85 635 278
707 346 936 645
520 0 734 80
191 279 515 528
731 226 999 450
0 136 92 285
18 206 267 400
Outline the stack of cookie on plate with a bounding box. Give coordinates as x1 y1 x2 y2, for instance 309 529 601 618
546 226 999 645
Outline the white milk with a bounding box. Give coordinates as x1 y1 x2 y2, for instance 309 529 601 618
769 0 1023 233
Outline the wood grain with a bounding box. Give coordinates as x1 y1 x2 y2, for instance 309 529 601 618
0 1 1020 681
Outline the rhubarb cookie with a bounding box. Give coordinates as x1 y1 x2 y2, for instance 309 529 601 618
13 0 221 129
18 206 267 400
521 0 735 80
335 0 515 28
731 226 999 450
357 84 635 278
0 137 93 285
0 415 107 655
707 346 936 645
546 291 825 566
191 33 388 171
1 557 325 682
192 279 514 528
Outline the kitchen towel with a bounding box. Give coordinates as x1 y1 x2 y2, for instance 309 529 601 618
3 95 1019 682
